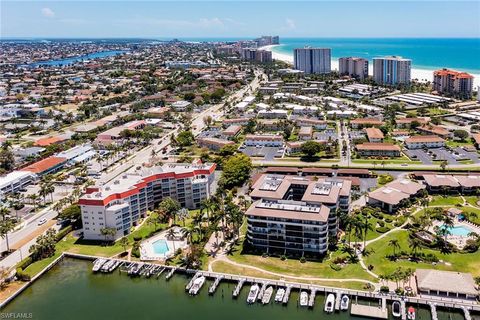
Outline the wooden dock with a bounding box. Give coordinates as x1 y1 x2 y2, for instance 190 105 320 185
257 282 267 301
208 276 223 295
165 267 175 280
308 288 316 308
351 303 388 319
335 291 342 311
429 302 438 320
401 300 407 320
232 279 245 298
463 306 472 320
186 273 199 291
282 285 292 305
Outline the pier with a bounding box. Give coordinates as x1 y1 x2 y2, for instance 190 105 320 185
308 288 316 308
282 285 292 305
350 303 388 319
232 279 245 298
208 276 223 295
165 267 176 280
400 299 407 320
429 302 438 320
335 291 341 311
257 282 267 301
186 273 200 291
22 253 478 318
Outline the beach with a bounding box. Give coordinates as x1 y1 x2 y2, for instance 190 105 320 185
260 45 480 88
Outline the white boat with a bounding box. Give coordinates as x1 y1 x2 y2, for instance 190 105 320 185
101 260 114 272
274 288 285 303
261 286 273 305
246 284 260 304
340 294 349 311
392 301 401 318
324 293 335 313
108 260 121 273
189 276 206 295
92 259 106 272
299 291 308 307
407 306 416 320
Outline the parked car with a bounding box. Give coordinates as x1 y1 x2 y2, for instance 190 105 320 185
37 218 47 226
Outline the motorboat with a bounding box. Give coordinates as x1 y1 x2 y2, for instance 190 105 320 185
340 294 349 311
392 301 401 318
299 291 308 307
261 286 273 305
101 260 114 272
189 276 206 295
92 259 106 272
324 293 335 313
407 306 416 320
274 288 285 303
247 284 260 304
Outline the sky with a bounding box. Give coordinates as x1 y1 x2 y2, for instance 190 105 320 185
1 1 480 38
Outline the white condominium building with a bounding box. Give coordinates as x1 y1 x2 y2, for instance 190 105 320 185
79 162 216 240
373 56 411 85
338 57 369 80
294 47 331 74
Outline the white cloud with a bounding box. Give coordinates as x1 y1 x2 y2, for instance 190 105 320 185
285 18 296 30
41 7 55 18
114 17 240 30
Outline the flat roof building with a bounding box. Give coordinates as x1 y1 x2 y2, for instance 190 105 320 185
416 269 478 300
294 47 331 74
373 56 411 86
433 69 474 99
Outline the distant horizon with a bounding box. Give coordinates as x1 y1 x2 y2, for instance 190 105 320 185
2 36 480 40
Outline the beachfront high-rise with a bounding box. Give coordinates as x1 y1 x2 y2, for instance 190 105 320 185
373 56 411 85
433 68 474 99
338 57 369 80
293 47 331 74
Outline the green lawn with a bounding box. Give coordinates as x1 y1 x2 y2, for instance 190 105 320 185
465 196 480 207
226 239 375 281
446 140 474 148
429 195 464 206
364 230 480 277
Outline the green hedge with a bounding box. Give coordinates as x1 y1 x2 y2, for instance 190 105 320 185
55 225 73 242
16 268 31 281
17 256 33 270
376 226 391 233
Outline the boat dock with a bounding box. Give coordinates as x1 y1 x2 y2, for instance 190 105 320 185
400 299 407 320
208 276 223 295
63 253 479 319
351 303 388 319
308 288 316 308
282 285 292 305
186 273 200 291
430 302 438 320
232 278 245 298
165 267 176 280
257 282 267 301
335 291 341 311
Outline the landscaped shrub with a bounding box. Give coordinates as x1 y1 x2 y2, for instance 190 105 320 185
376 226 391 233
300 257 306 263
385 217 393 223
16 268 31 281
371 211 383 219
330 263 341 271
55 225 73 241
377 220 385 227
131 241 140 258
17 257 33 270
380 286 389 293
133 236 143 242
280 255 287 261
394 216 406 227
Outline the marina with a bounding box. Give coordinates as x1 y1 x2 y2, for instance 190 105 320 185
1 255 477 320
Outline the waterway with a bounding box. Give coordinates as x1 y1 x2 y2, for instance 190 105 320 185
2 259 469 320
26 50 127 67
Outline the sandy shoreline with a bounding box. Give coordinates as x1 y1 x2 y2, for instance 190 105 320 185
260 45 480 88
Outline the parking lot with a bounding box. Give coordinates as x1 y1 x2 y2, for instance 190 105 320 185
241 146 283 160
405 147 480 165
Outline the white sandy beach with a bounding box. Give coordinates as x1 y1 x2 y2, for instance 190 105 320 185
260 45 480 88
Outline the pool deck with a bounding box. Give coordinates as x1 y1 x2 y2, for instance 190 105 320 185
430 220 480 249
140 227 187 261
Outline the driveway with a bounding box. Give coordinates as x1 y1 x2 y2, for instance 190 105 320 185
430 148 458 165
404 149 433 164
453 147 480 163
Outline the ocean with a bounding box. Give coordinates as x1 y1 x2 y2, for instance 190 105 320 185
266 38 480 74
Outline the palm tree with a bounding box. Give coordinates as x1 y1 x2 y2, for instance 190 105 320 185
119 237 129 252
200 198 214 227
388 239 400 257
182 226 195 245
408 237 421 258
0 206 14 252
166 228 177 252
28 194 39 211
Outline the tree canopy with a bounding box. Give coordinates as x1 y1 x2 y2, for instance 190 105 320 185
220 153 252 189
301 141 322 158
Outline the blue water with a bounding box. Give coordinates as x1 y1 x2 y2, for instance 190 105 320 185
442 225 473 237
152 239 170 254
27 50 128 67
269 38 480 73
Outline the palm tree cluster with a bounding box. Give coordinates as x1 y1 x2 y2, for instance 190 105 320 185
379 267 415 294
29 228 57 261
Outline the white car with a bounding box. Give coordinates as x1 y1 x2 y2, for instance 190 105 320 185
37 218 47 226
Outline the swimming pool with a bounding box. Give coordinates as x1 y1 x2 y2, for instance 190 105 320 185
152 239 170 255
442 225 473 237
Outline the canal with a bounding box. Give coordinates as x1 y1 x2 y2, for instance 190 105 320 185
2 259 469 320
25 50 127 67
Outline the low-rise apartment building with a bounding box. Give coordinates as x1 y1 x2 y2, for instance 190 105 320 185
350 118 383 129
416 125 452 139
356 143 401 157
221 125 242 140
368 179 426 213
244 134 284 147
197 137 235 151
298 126 313 141
79 163 216 240
364 127 384 142
295 118 327 130
0 171 37 198
396 117 429 129
405 135 445 149
422 174 480 194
